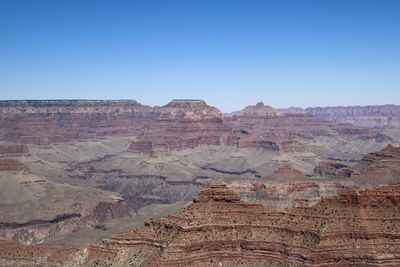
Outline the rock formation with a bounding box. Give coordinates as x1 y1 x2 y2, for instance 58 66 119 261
76 182 400 266
236 102 279 116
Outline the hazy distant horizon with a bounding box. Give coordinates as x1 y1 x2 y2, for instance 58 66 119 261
1 0 399 112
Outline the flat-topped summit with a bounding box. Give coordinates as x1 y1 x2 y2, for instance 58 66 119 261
158 99 223 120
163 99 207 108
238 101 279 116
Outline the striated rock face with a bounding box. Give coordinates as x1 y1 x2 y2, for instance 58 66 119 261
2 181 400 266
0 100 393 154
0 100 154 144
306 105 400 128
130 100 228 153
73 182 400 266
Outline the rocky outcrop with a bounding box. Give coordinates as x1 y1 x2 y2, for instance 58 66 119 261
130 100 228 153
306 105 400 128
76 182 400 266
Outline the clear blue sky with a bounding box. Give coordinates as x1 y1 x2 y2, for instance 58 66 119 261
0 0 399 112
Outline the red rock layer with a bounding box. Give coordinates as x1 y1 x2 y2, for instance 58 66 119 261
0 100 155 144
0 100 388 153
79 183 400 267
1 183 400 266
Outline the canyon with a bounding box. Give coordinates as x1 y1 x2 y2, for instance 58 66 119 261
1 99 400 266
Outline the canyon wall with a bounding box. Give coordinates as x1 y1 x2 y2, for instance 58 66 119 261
305 105 400 128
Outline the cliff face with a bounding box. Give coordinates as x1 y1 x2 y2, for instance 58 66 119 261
305 105 400 128
1 100 392 153
130 100 227 153
0 100 155 144
74 182 400 266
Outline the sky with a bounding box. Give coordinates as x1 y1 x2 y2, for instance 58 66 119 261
0 0 399 112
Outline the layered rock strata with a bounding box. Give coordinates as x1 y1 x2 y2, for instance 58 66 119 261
76 183 400 266
306 105 400 128
1 181 400 266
